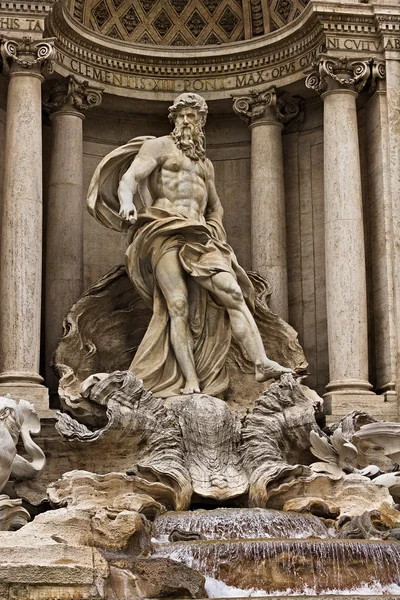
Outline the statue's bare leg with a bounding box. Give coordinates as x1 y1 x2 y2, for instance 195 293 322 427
155 250 200 394
197 272 294 381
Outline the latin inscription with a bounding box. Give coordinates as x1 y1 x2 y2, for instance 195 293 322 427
326 37 400 51
55 45 323 93
0 17 44 31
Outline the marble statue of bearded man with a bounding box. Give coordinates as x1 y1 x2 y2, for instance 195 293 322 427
87 93 291 398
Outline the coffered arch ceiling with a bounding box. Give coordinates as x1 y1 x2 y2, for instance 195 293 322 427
67 0 310 45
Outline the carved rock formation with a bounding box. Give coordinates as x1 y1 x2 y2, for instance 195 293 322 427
280 474 394 518
173 395 248 500
241 374 322 507
110 558 206 599
0 495 30 531
337 508 400 540
55 371 192 511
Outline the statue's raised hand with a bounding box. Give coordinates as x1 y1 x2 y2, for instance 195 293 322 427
119 204 137 225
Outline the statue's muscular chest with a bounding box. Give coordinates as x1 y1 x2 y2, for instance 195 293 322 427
161 151 207 187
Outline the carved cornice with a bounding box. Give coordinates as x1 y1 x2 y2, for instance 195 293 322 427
0 0 54 15
36 0 397 98
43 74 102 115
47 0 322 75
375 14 400 33
305 55 385 96
0 36 54 76
232 86 303 126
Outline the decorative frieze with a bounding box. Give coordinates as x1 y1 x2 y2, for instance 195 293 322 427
0 36 54 76
232 86 303 126
305 55 385 95
43 74 103 115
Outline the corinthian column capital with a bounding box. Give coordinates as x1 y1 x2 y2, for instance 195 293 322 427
43 75 103 117
233 87 303 127
0 36 55 78
305 55 385 96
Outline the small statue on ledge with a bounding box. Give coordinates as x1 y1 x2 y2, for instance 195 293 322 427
87 92 292 398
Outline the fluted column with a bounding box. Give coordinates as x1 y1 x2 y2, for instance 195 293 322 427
233 88 302 320
43 76 102 397
0 37 54 410
306 56 376 413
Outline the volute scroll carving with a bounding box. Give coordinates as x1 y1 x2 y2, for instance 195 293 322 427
305 55 386 96
0 36 55 77
232 86 303 126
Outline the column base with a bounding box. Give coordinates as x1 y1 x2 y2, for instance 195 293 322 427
325 379 374 394
323 391 398 424
0 376 52 417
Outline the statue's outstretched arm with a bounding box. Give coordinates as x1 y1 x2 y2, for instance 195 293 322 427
118 138 161 223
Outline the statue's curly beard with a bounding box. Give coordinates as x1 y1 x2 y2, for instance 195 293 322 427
170 122 206 161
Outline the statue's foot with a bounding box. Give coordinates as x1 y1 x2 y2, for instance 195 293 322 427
255 360 294 382
180 381 201 395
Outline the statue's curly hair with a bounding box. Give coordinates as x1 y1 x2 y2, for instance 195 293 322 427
168 93 208 126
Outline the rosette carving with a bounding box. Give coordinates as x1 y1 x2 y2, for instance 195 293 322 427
305 55 385 96
43 74 103 115
0 36 55 76
232 87 303 126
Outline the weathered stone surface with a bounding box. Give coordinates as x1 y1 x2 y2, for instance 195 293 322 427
0 495 29 531
337 507 400 540
48 470 169 516
242 374 322 507
55 371 192 510
126 557 206 599
173 394 248 500
280 474 394 518
353 421 400 464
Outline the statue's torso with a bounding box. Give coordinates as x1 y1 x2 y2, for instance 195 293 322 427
148 140 208 222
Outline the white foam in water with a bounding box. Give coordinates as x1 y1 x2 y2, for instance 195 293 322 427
204 578 400 598
205 576 268 597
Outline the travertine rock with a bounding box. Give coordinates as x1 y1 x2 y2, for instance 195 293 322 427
280 474 394 518
337 507 400 540
125 557 206 599
175 394 248 500
49 471 170 515
0 495 29 531
242 374 321 507
55 371 192 510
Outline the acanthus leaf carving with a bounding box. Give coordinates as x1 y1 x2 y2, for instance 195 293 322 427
43 74 103 115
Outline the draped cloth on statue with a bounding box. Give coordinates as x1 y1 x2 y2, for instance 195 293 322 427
87 136 255 398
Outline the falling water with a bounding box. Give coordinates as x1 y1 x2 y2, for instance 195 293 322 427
152 507 328 542
153 537 400 594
